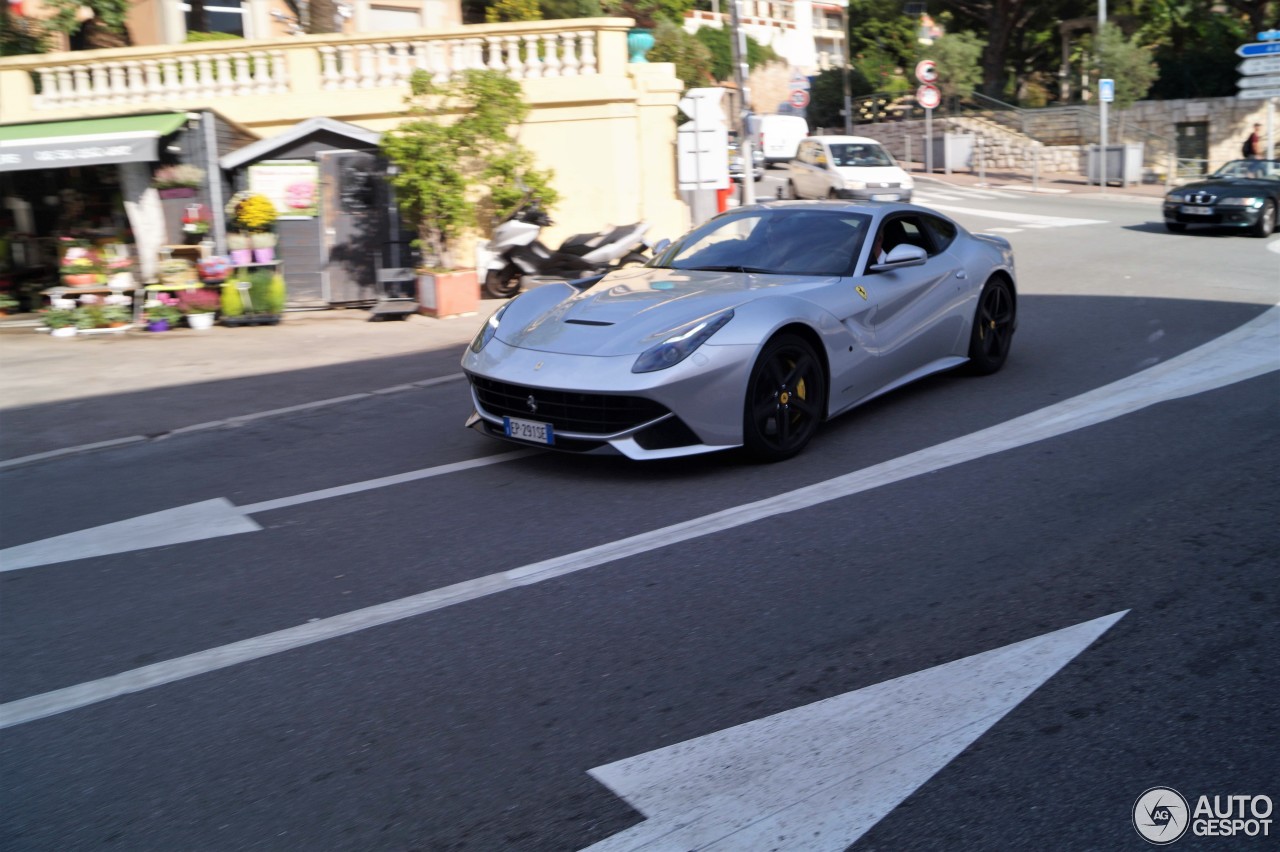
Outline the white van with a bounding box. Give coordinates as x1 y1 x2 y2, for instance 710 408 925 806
754 114 809 167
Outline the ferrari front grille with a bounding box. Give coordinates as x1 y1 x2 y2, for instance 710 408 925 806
469 376 669 434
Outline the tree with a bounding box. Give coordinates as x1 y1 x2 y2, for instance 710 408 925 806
919 30 985 101
649 19 715 90
487 0 542 23
381 70 558 269
42 0 132 48
695 26 779 83
805 65 872 130
307 0 340 33
0 9 50 56
1089 22 1159 109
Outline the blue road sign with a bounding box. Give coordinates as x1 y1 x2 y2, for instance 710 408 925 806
1237 42 1280 57
1099 78 1114 102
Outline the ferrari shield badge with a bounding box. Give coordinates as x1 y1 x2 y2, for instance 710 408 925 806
856 286 868 301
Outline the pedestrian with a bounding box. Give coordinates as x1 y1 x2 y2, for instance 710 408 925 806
1243 123 1263 159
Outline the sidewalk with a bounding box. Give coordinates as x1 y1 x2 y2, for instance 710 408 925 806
909 163 1171 200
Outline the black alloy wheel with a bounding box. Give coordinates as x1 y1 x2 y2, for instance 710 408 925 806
742 333 826 462
1251 200 1276 238
483 264 522 299
966 276 1016 375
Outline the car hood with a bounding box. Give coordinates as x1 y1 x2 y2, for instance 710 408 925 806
1178 177 1277 197
495 266 824 356
834 165 910 185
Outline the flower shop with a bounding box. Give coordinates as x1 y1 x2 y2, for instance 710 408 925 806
0 110 258 334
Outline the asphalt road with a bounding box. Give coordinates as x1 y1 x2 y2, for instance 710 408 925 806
3 185 1278 851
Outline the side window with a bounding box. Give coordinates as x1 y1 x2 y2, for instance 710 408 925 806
891 215 937 255
923 214 958 251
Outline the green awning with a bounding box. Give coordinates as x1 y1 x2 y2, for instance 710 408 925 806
0 113 189 173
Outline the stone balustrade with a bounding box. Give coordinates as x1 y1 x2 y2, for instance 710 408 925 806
0 20 628 125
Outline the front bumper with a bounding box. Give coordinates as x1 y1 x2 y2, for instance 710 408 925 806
462 338 758 460
1162 202 1265 228
833 188 912 202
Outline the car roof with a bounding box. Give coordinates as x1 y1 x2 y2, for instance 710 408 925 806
735 199 939 218
803 135 885 145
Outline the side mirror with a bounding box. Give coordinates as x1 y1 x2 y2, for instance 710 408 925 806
651 238 672 257
870 243 928 272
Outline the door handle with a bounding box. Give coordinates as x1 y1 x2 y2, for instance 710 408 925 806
954 269 967 279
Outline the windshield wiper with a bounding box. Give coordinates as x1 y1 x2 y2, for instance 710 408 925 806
683 265 773 273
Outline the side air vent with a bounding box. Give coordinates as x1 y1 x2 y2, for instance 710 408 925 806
564 319 615 326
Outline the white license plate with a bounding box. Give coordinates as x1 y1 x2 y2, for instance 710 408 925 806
871 194 900 202
1181 205 1214 216
504 416 554 445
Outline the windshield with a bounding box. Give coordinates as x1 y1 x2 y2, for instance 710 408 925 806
654 208 872 277
1212 159 1280 180
827 143 895 168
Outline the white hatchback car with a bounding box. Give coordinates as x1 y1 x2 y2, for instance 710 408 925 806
787 135 914 202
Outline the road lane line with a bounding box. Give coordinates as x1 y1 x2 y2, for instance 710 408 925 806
925 202 1107 227
1 306 1275 730
0 449 539 572
0 373 468 471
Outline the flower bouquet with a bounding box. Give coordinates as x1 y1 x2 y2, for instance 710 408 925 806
198 256 231 284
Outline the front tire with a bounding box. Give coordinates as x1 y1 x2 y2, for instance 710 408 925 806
1165 221 1186 233
742 334 826 462
786 180 799 200
483 264 522 299
1251 200 1276 237
966 277 1016 375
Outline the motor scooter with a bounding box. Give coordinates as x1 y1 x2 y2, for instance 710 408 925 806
483 202 650 299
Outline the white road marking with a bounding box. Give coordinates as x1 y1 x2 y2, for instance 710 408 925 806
0 307 1275 730
0 373 469 471
583 612 1127 852
985 227 1024 234
0 449 537 572
925 202 1107 228
1268 238 1280 255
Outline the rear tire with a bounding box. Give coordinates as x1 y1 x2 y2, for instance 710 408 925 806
483 264 522 299
1251 200 1275 237
966 277 1016 375
742 334 826 462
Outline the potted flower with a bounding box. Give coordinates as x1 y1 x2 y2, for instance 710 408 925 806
226 191 278 265
152 164 205 199
604 0 660 61
381 69 557 316
40 307 79 337
250 230 277 263
59 242 102 286
178 288 220 330
143 294 183 331
0 291 19 316
227 232 252 266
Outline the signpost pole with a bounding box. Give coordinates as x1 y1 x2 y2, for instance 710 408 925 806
728 0 754 206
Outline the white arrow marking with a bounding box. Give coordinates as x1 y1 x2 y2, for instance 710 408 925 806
0 499 263 572
0 449 536 572
0 310 1275 729
583 612 1127 852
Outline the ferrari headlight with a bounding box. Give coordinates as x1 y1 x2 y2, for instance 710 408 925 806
470 302 509 353
1219 197 1263 208
632 309 734 373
